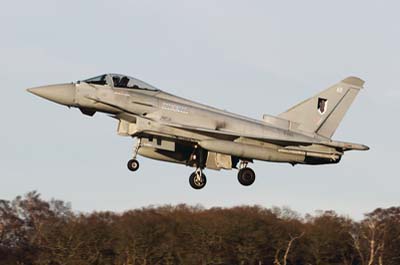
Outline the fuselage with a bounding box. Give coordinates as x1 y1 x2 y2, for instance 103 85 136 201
27 73 369 189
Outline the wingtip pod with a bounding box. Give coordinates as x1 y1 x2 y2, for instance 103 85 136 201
321 140 370 151
347 143 370 151
362 145 370 151
341 76 365 88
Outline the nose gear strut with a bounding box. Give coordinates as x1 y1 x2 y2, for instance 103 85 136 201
127 137 141 172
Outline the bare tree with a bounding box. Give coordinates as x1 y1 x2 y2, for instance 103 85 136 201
274 232 305 265
350 219 386 265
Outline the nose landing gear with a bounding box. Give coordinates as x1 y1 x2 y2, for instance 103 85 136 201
237 161 256 186
127 159 139 172
127 138 141 172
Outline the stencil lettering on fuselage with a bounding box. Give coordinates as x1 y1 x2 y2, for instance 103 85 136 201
161 102 189 114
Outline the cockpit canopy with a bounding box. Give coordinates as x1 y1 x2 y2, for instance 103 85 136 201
81 74 160 92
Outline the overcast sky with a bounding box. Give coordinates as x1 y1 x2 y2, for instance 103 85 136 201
1 1 399 219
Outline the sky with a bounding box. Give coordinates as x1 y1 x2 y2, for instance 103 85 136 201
1 0 399 219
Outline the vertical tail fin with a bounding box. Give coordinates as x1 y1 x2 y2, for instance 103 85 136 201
278 77 364 138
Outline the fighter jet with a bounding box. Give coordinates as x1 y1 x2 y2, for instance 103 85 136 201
27 74 369 189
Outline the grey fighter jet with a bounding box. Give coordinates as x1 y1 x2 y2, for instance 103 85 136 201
27 74 369 189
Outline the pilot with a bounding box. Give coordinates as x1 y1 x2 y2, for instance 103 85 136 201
119 76 129 88
112 76 121 87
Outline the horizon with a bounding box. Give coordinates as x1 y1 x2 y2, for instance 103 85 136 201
3 190 392 221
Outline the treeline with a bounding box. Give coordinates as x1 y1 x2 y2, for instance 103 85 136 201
0 192 399 265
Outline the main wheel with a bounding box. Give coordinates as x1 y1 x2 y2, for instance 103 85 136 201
189 171 207 189
238 168 256 186
127 159 140 172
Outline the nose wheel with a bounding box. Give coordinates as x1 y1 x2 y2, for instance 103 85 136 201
237 161 256 186
127 138 141 172
127 159 140 172
189 168 207 189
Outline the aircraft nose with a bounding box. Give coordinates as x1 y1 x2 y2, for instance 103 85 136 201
27 83 76 106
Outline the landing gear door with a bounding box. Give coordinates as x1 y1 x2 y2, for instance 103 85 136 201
206 152 232 170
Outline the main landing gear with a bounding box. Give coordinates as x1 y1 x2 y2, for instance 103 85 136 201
189 160 255 189
125 139 256 189
188 146 207 190
237 161 256 186
127 138 141 172
189 168 207 190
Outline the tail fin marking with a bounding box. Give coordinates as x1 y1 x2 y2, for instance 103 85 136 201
278 76 364 138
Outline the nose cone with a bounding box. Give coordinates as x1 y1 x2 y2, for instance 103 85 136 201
27 83 76 106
